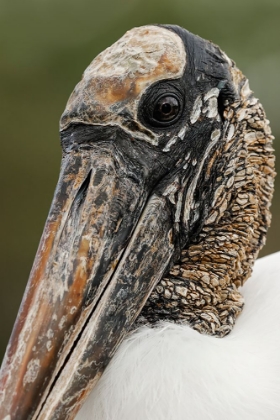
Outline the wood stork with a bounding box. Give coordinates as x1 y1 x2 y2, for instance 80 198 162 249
0 25 277 420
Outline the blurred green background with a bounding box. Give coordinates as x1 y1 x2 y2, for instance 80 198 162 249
0 0 279 361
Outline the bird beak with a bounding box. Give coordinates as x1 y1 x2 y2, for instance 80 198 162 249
0 133 175 420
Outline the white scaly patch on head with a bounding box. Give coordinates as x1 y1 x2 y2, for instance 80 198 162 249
162 125 189 152
190 95 202 124
60 26 186 145
183 128 221 227
83 26 184 81
190 88 221 126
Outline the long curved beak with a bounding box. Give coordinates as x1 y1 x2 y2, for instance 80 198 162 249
0 133 175 420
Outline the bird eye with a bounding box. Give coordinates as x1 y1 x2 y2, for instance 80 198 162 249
153 95 180 122
139 84 184 129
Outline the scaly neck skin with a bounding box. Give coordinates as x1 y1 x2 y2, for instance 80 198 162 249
137 70 275 337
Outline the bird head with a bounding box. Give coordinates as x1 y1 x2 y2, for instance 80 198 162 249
0 25 275 420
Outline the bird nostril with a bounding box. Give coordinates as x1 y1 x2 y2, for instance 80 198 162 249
75 169 92 208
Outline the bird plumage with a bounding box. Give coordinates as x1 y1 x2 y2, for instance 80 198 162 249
77 252 280 420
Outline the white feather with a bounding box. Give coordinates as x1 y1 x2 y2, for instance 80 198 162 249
76 252 280 420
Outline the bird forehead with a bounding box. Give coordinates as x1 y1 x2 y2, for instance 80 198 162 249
84 26 185 84
60 26 186 132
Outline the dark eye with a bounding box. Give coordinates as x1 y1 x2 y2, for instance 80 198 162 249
153 95 180 122
139 83 184 129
